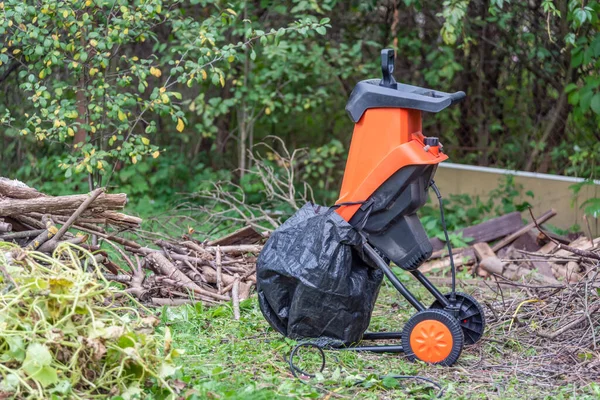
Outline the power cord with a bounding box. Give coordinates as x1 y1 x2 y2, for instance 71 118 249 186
430 180 456 302
288 342 445 398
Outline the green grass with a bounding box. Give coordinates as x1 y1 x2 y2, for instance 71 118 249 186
155 273 600 400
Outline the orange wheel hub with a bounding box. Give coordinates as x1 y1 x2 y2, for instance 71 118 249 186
409 320 453 363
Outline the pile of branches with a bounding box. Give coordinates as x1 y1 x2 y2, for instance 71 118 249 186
421 208 600 285
0 178 264 318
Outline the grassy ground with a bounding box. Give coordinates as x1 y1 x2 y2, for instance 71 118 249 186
160 274 600 400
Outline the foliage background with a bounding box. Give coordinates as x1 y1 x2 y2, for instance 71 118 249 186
1 0 599 216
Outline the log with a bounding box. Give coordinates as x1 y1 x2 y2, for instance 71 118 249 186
0 221 12 232
0 178 46 199
491 209 557 252
0 193 128 216
145 252 204 292
473 242 504 276
200 266 236 286
232 274 240 320
239 282 252 300
38 188 104 252
538 241 558 254
419 248 476 274
430 211 523 251
0 229 45 241
206 245 263 254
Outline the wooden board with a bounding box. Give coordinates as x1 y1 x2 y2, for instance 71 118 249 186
208 225 264 246
430 211 523 251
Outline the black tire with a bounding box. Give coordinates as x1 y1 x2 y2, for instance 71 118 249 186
430 292 486 345
401 309 464 366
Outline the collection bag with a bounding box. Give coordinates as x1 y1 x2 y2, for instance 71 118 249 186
257 203 383 345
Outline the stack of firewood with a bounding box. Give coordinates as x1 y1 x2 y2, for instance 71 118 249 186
0 178 264 318
421 208 600 284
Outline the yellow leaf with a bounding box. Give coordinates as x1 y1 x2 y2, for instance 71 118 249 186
97 161 103 170
141 137 150 145
176 118 184 132
53 120 61 128
90 39 98 47
159 87 166 93
118 110 126 121
161 93 169 104
38 69 46 79
85 0 92 5
265 107 272 115
201 69 207 80
12 48 20 54
48 225 58 235
131 155 137 164
111 135 117 141
8 20 12 27
225 8 237 16
89 68 98 76
62 10 69 18
152 150 160 159
219 75 225 87
86 164 93 173
150 67 162 78
20 129 27 136
67 127 74 136
131 56 138 61
164 326 172 355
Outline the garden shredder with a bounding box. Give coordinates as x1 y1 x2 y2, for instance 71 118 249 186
257 49 485 367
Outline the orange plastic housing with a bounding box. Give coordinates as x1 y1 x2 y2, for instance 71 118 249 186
335 108 447 221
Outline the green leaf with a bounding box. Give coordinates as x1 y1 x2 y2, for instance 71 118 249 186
591 93 600 115
315 26 326 35
580 89 593 112
22 343 58 387
382 376 400 388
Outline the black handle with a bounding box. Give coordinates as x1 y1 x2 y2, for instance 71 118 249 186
448 91 466 104
380 49 397 89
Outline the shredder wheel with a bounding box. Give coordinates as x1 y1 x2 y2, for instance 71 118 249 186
401 309 464 366
430 292 486 345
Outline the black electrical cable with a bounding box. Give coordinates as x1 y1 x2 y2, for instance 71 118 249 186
430 180 456 301
288 342 444 398
288 342 326 379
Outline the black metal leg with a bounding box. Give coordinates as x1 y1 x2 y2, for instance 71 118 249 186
363 242 425 312
341 345 404 353
410 270 451 308
362 332 403 340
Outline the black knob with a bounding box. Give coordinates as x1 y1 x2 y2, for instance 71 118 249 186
424 137 439 146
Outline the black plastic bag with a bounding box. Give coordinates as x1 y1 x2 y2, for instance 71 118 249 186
257 203 384 345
